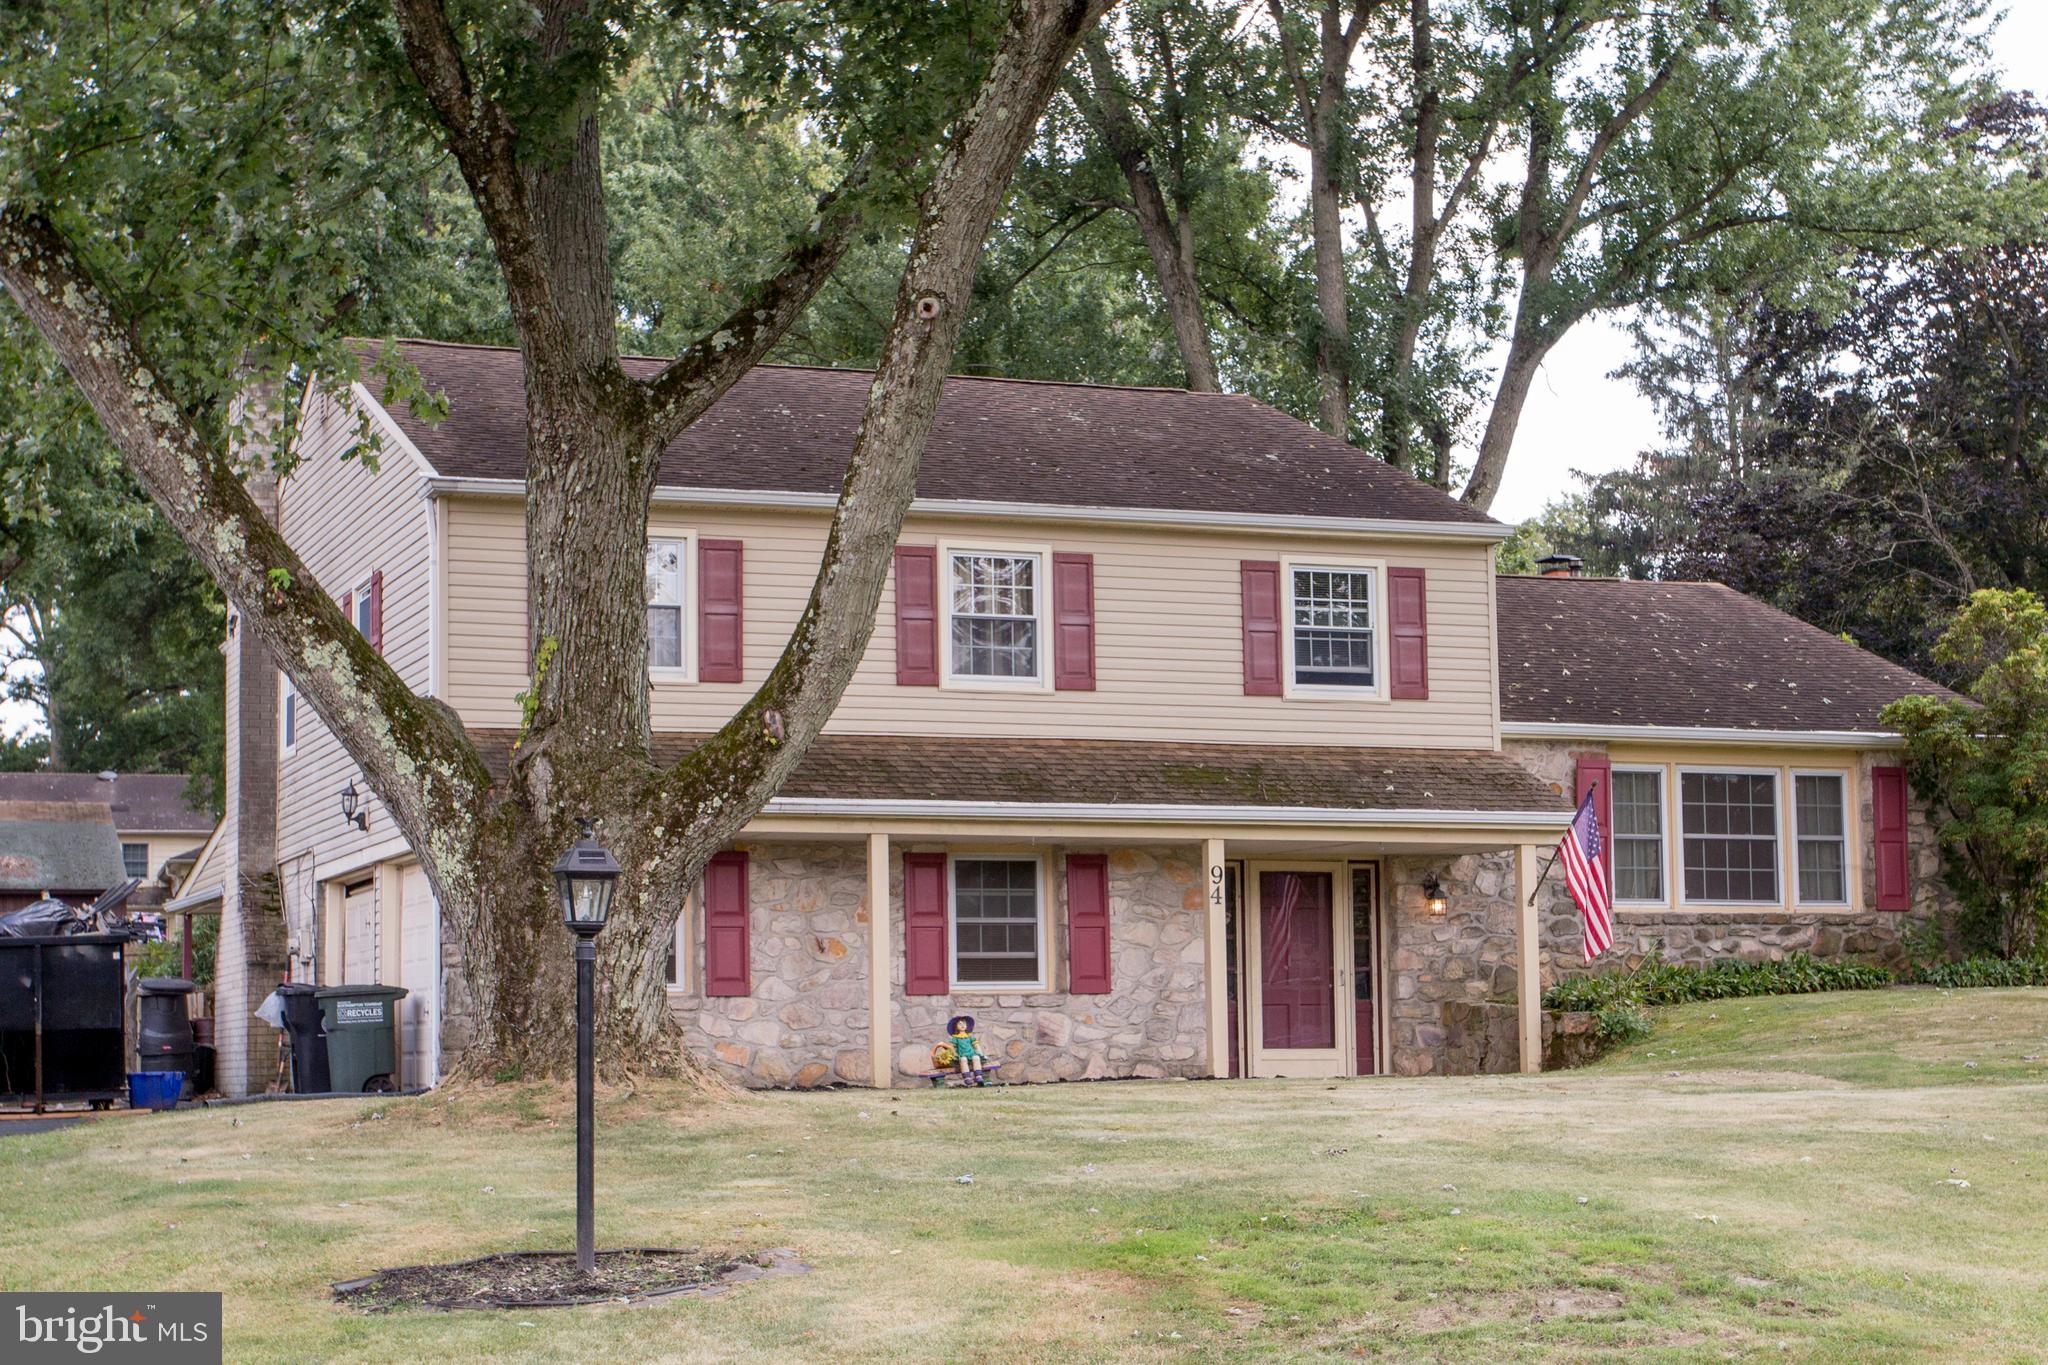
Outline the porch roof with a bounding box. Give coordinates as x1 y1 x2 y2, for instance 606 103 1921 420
469 731 1569 819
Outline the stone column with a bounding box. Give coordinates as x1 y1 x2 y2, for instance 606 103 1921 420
1516 842 1543 1074
866 832 891 1089
1202 836 1228 1078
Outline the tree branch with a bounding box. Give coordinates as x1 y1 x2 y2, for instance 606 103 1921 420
0 202 495 905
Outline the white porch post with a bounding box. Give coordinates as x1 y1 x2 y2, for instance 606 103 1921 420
866 832 892 1089
1516 841 1543 1074
1203 836 1228 1078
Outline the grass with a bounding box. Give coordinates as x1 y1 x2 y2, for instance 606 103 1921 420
5 987 2047 1361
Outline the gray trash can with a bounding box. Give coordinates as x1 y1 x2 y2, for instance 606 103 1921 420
314 985 409 1092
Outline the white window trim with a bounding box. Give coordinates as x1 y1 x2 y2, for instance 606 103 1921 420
646 531 698 685
350 575 375 638
279 672 300 755
1279 556 1390 701
663 886 693 994
1676 765 1783 908
937 541 1053 693
947 852 1048 992
1790 767 1854 908
1610 764 1670 906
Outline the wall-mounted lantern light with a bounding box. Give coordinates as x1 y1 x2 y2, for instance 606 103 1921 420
339 780 369 832
1421 872 1449 915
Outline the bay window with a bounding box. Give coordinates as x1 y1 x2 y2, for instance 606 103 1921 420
1794 772 1850 904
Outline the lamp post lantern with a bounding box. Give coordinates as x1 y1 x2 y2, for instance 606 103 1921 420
552 819 619 1275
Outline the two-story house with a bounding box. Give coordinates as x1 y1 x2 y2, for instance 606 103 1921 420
178 340 1955 1097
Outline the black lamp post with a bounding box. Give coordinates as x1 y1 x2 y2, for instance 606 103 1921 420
552 819 619 1275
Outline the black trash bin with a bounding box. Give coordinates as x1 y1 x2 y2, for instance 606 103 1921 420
137 977 197 1097
276 983 331 1094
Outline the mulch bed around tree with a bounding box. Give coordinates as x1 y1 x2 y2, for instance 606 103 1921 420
333 1247 806 1312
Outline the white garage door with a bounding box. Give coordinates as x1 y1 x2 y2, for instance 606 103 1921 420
398 865 440 1088
341 881 379 984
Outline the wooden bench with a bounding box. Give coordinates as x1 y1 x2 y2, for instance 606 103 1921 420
919 1061 1003 1088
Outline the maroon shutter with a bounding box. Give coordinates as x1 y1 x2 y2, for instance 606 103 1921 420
894 547 939 686
367 570 385 654
1575 754 1613 894
1387 567 1427 699
1052 552 1096 691
1873 765 1911 910
903 851 949 994
698 539 744 682
1241 561 1282 696
702 851 751 996
1066 853 1112 993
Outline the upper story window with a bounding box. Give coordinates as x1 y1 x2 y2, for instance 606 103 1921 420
646 538 689 674
1290 565 1377 692
1794 772 1849 905
351 578 375 637
1611 767 1665 902
121 842 150 881
950 855 1046 988
945 548 1046 686
1680 770 1779 904
280 673 299 752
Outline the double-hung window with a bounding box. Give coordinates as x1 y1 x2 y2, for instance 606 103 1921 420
121 842 150 882
1611 767 1665 902
945 550 1044 684
280 673 299 752
1794 772 1850 904
1290 565 1377 692
1680 770 1779 903
950 856 1045 987
351 578 375 637
646 538 689 674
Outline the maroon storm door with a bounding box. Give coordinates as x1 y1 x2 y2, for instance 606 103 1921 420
1259 871 1335 1049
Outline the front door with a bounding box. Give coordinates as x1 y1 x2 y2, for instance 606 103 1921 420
1245 863 1348 1076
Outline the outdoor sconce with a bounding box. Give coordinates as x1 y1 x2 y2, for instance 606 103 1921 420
1422 873 1449 915
339 780 369 831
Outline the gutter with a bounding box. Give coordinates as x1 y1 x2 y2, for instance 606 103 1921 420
758 797 1573 827
421 476 1511 543
1500 721 1902 749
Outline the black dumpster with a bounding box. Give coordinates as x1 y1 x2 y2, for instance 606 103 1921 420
0 934 130 1111
277 982 331 1094
316 985 408 1092
137 977 197 1096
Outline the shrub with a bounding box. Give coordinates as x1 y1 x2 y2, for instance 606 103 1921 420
131 915 217 989
1542 951 1892 1014
1912 956 2048 989
1592 1004 1653 1046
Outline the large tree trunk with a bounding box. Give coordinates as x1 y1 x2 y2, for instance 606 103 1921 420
1074 33 1220 391
1461 311 1561 512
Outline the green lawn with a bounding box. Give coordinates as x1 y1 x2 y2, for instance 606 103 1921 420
6 987 2047 1362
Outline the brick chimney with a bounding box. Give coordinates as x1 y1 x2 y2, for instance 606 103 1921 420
1535 554 1584 579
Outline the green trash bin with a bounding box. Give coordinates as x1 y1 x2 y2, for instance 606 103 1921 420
314 985 409 1092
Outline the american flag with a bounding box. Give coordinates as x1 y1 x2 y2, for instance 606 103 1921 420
1558 787 1614 959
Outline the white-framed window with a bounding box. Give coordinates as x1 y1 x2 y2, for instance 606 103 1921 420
280 672 300 753
941 545 1048 688
1679 768 1780 904
646 535 694 679
664 898 688 990
949 854 1046 989
1284 561 1384 697
351 577 375 637
1793 771 1850 905
121 842 150 882
1611 766 1665 903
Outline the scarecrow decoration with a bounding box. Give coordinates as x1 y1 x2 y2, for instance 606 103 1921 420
945 1015 988 1084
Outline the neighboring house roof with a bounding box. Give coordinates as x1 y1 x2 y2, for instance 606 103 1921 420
365 339 1501 529
1495 576 1956 734
0 800 125 893
470 731 1571 817
0 772 214 835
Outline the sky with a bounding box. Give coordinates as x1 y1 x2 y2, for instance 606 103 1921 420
1487 6 2048 521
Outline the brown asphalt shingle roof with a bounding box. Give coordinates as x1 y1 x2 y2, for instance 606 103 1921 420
0 801 125 893
469 732 1569 814
1496 576 1955 732
0 773 214 834
367 339 1499 527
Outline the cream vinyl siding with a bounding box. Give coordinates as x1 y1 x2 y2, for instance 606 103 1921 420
441 498 1501 748
273 390 435 873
